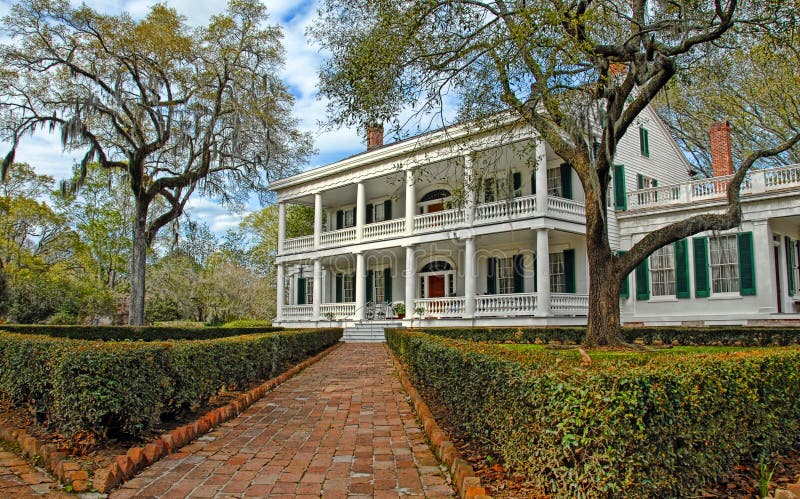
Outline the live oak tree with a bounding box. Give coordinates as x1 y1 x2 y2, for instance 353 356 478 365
0 0 313 324
311 0 800 346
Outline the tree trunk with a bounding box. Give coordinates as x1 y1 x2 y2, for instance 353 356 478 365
582 182 625 347
129 200 149 326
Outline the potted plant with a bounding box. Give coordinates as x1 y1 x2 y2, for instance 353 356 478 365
392 302 406 319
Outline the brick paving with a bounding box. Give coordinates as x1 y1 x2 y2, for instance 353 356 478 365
0 448 61 497
112 343 454 498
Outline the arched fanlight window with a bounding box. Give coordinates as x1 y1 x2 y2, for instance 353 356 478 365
421 261 453 272
420 189 451 202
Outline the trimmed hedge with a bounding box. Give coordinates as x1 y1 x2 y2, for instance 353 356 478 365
410 325 800 346
0 328 341 438
387 328 800 498
0 324 283 341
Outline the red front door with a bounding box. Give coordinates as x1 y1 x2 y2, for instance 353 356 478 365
428 275 445 298
427 202 444 213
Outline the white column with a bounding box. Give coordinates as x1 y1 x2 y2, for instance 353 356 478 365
464 153 476 225
464 237 476 318
276 263 285 321
277 202 286 254
405 168 416 235
535 140 548 216
312 259 322 320
354 251 366 320
754 221 778 314
535 228 551 316
356 182 366 242
405 245 416 320
313 193 323 248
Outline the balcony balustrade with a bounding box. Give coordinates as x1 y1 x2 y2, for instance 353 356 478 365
319 302 356 320
475 293 537 317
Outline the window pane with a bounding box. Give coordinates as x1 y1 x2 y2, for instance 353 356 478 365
650 245 675 296
374 203 385 222
547 168 562 197
344 275 354 302
709 235 739 294
498 257 514 294
374 270 385 303
550 252 565 293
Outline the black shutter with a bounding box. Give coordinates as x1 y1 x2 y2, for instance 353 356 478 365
384 267 392 302
560 163 573 199
366 203 374 224
484 178 495 202
487 257 497 294
335 274 343 303
786 237 795 296
366 270 373 302
336 210 343 230
513 254 524 293
564 249 576 293
512 172 522 196
533 256 538 292
351 207 357 227
384 199 392 220
297 278 306 305
531 171 537 195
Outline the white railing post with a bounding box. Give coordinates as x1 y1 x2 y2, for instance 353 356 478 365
405 245 416 321
535 228 550 317
406 168 416 236
312 259 322 321
276 263 285 322
535 140 548 216
277 201 286 255
313 193 323 249
355 251 366 321
356 182 366 242
464 237 476 318
464 152 476 226
751 169 767 193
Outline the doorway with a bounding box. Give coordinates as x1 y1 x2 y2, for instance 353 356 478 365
428 275 445 298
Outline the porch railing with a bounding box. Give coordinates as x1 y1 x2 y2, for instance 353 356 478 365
413 297 465 318
413 208 465 233
282 235 313 254
475 293 537 316
547 197 586 222
362 218 406 241
550 293 589 316
282 305 313 319
319 302 356 320
475 195 537 222
319 226 357 247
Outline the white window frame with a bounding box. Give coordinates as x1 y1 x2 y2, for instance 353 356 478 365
343 274 354 302
374 269 385 303
419 271 456 298
549 252 565 293
497 257 515 294
650 245 676 297
709 235 740 294
306 278 314 304
344 208 355 228
373 202 386 222
547 168 562 197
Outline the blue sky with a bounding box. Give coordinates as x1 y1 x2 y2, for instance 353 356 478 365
0 0 365 233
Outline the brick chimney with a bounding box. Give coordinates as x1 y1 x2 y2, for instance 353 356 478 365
366 123 383 151
709 121 734 177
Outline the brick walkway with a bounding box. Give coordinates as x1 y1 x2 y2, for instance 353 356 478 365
112 343 454 498
0 448 60 497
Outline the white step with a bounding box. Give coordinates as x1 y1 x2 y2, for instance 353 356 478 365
342 322 401 342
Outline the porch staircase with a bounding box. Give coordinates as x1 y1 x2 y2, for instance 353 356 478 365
342 321 402 342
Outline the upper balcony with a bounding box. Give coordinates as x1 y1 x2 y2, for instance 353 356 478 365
626 164 800 211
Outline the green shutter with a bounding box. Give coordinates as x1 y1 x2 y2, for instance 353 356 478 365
617 250 630 298
560 163 573 199
487 257 497 294
351 207 356 227
675 239 690 299
366 204 374 224
635 257 649 301
297 277 307 305
637 173 645 189
336 210 343 230
613 164 627 210
564 249 576 293
366 270 373 302
335 274 343 303
384 267 392 302
533 256 538 292
693 237 710 298
513 254 524 293
384 199 392 220
738 232 756 296
531 171 536 195
640 127 649 157
512 172 522 197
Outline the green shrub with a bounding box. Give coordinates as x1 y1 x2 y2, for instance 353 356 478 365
387 329 800 498
409 325 800 346
0 324 283 341
221 319 273 329
0 328 341 438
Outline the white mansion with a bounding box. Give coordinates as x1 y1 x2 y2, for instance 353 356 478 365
269 110 800 335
